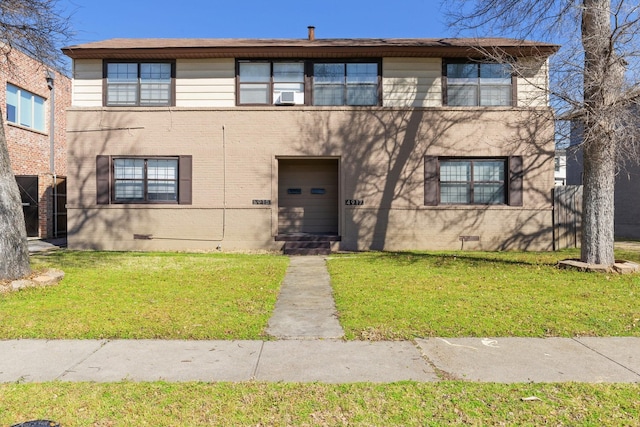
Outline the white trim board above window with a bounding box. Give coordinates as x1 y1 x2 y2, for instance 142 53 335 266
6 83 46 132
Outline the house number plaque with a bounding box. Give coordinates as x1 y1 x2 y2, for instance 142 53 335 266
252 199 271 205
345 199 364 206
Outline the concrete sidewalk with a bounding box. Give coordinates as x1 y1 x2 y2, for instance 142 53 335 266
1 337 639 383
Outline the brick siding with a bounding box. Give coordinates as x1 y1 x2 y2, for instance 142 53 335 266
1 47 71 237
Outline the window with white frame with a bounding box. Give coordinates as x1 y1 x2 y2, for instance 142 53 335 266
445 61 513 106
6 84 46 131
105 62 174 106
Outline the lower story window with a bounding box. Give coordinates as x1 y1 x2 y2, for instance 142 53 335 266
96 155 192 205
114 158 178 202
440 159 505 204
424 156 523 206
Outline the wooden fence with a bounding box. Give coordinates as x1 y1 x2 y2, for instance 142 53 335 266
553 185 583 250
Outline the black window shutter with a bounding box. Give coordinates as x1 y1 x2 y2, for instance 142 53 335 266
424 156 439 206
509 156 523 206
179 155 192 205
96 155 110 205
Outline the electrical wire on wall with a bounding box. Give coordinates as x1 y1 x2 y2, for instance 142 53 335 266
221 124 227 242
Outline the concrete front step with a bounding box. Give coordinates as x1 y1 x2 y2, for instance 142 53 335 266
283 241 331 255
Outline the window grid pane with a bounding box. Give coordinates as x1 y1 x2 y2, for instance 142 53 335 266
107 63 137 82
480 86 512 106
114 181 144 201
441 183 471 204
314 85 344 106
114 159 144 179
314 64 345 83
239 84 270 104
475 183 505 204
107 84 138 105
440 161 471 182
440 160 506 205
6 84 18 123
447 85 478 106
273 63 304 83
139 83 171 105
107 62 172 106
239 62 270 83
33 97 45 131
19 90 33 127
346 85 378 105
346 63 378 84
447 62 512 106
114 158 178 203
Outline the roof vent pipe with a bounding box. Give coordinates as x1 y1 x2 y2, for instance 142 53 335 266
308 26 315 41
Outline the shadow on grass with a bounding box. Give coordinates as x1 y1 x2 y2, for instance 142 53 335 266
30 250 218 270
336 249 581 268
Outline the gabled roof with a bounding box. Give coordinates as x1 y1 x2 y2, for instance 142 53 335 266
62 37 559 60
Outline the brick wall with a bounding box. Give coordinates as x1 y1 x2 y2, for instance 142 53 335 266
66 106 555 252
1 47 71 237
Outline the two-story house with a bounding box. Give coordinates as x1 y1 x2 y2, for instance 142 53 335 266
61 31 558 253
2 46 70 239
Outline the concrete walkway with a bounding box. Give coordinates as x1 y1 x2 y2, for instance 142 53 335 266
266 256 344 339
3 253 639 384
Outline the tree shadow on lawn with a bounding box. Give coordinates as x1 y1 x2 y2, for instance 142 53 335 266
29 251 187 270
346 250 576 268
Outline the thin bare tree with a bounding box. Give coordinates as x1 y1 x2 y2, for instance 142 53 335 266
0 0 71 279
445 0 640 266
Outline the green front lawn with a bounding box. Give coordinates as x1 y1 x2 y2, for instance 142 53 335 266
1 382 638 426
1 248 638 340
0 252 289 339
328 249 640 340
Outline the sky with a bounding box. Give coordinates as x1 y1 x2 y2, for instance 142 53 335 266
59 0 454 45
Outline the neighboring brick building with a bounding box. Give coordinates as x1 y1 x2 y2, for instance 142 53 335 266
62 32 558 253
1 46 71 238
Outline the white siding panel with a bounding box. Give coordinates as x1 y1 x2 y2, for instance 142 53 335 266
176 58 235 107
517 58 549 107
383 58 442 107
72 59 102 107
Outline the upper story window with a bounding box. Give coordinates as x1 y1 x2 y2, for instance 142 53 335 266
105 61 175 106
236 60 380 106
238 61 305 105
6 84 46 132
444 61 514 107
313 62 379 106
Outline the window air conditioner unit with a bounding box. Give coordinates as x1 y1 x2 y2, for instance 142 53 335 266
279 91 296 105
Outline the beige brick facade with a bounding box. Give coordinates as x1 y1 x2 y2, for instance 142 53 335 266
1 47 71 238
66 106 555 251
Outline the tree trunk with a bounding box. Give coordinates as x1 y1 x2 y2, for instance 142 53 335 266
0 112 31 280
580 0 618 266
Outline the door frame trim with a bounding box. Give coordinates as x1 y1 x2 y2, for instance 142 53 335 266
273 156 341 237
